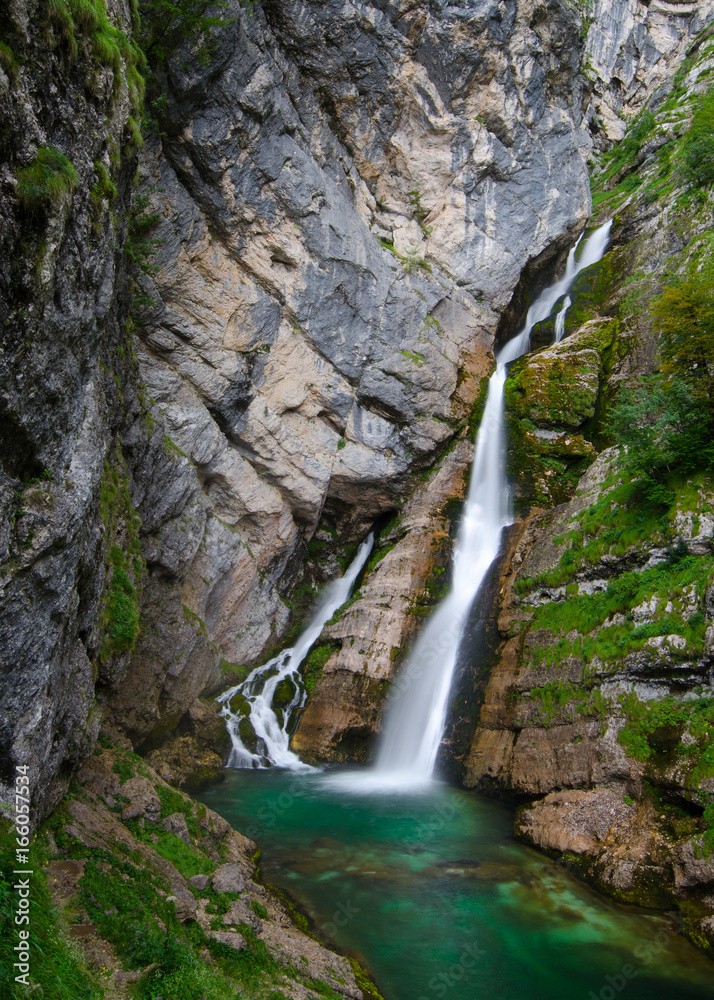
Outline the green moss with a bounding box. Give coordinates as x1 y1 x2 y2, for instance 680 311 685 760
302 640 341 693
398 349 426 367
618 694 714 781
89 160 117 223
528 681 609 725
16 146 78 217
106 566 139 648
0 41 19 80
98 446 144 658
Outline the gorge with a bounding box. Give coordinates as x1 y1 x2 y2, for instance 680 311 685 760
2 0 714 998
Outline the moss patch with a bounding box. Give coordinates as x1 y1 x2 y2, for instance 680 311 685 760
16 146 78 216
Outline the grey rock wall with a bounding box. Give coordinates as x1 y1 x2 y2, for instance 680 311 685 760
585 0 714 140
120 0 594 716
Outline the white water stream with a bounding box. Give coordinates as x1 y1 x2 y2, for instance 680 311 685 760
217 533 374 770
217 220 611 784
554 295 571 343
328 220 612 792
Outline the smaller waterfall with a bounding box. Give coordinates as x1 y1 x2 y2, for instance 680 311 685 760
515 221 612 349
554 295 571 343
217 532 374 771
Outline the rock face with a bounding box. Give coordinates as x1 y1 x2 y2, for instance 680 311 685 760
1 0 598 814
465 28 714 951
585 0 714 142
116 0 596 754
0 0 144 817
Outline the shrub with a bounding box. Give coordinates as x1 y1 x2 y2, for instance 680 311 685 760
106 566 139 649
16 146 78 216
683 88 714 188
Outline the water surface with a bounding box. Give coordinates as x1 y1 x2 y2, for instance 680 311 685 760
199 769 714 1000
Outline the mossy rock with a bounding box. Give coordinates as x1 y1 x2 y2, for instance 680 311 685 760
507 347 600 428
274 677 298 709
238 717 259 753
229 692 251 716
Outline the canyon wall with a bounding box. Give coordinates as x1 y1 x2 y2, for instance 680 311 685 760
2 0 597 812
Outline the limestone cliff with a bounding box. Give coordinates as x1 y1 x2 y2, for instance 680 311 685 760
465 11 714 952
122 0 598 759
1 0 602 811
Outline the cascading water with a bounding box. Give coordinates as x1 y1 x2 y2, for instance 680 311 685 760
329 220 612 791
554 295 571 343
217 532 374 771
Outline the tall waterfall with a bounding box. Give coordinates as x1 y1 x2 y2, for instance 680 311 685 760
217 533 374 771
335 219 613 790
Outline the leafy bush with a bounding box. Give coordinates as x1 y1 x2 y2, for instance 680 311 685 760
607 258 714 505
651 260 714 406
16 146 78 216
683 88 714 188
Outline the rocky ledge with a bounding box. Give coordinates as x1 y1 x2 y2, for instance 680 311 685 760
18 740 380 999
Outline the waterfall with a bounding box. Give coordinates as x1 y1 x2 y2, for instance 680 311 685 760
327 220 612 792
512 221 612 348
554 295 571 343
217 532 374 771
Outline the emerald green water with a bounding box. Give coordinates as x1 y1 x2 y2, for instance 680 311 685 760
199 769 714 1000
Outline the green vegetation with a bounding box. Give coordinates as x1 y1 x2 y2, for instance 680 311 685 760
605 110 654 179
301 640 340 693
683 88 714 188
125 192 161 273
378 239 432 274
617 694 714 791
521 552 712 670
106 558 140 651
607 258 714 508
407 183 432 238
0 824 100 999
31 761 353 1000
528 681 609 725
137 0 233 67
99 447 144 658
398 349 426 367
0 41 19 79
43 0 146 113
89 160 117 223
16 146 78 216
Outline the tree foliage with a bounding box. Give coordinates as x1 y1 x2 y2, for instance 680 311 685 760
683 89 714 189
137 0 231 65
608 259 714 506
